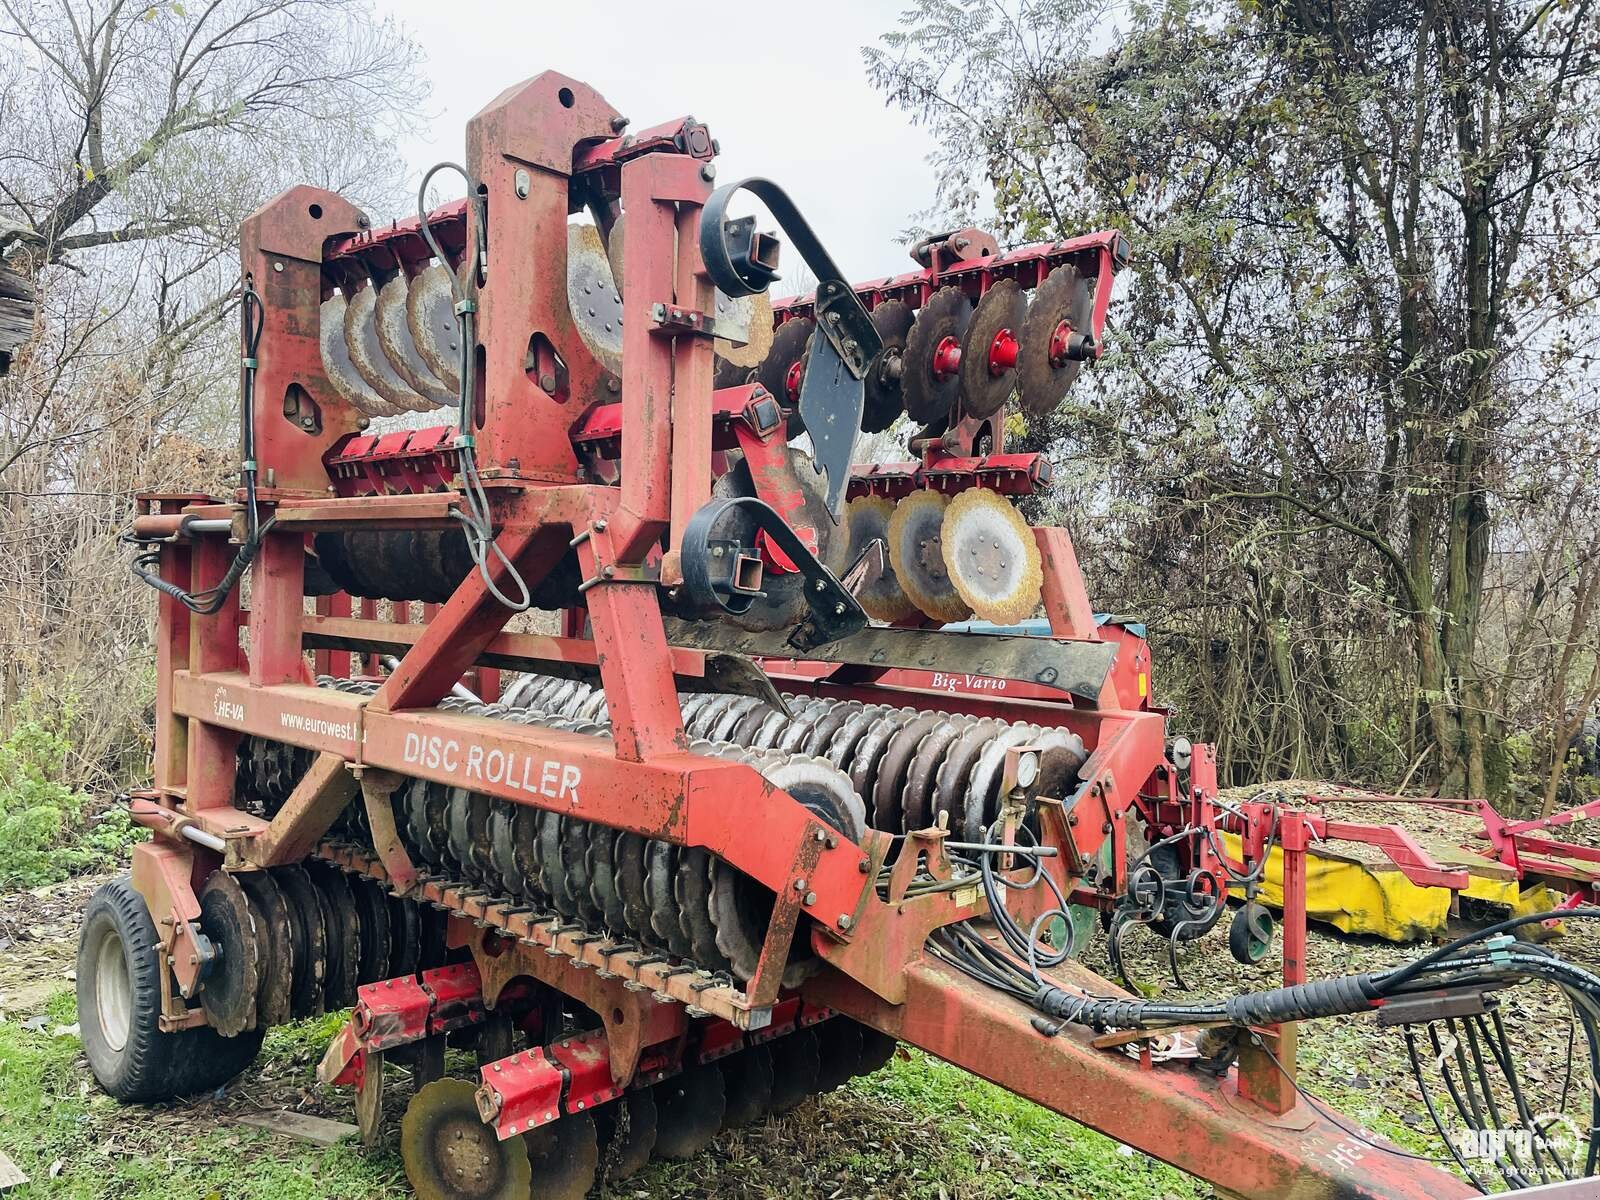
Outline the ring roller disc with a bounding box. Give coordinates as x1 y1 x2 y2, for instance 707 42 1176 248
567 223 624 376
901 286 972 425
959 279 1026 420
401 1078 531 1200
845 495 918 623
886 490 972 623
320 294 398 417
375 274 455 405
940 487 1043 626
714 289 774 368
196 870 262 1037
1018 262 1093 416
406 261 465 393
343 285 432 411
236 868 294 1028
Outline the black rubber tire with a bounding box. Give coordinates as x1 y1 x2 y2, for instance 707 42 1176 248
77 875 265 1102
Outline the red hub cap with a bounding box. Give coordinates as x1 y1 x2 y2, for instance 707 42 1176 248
931 334 963 380
987 327 1019 375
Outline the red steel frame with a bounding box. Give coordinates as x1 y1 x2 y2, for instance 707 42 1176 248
120 70 1479 1200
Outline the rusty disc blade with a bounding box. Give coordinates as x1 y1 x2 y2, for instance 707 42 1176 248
862 300 914 433
959 279 1026 420
197 870 261 1037
523 1112 598 1200
901 287 971 425
350 875 392 987
588 825 628 933
236 868 294 1027
343 284 431 411
962 722 1040 842
940 487 1043 626
900 715 971 835
845 496 918 623
815 1018 864 1093
886 490 972 623
406 262 465 394
595 1088 656 1181
1018 262 1092 416
933 718 1003 831
720 1043 776 1128
560 817 604 926
651 1063 726 1160
713 288 774 368
872 711 943 834
306 860 360 1009
645 839 693 956
320 294 397 417
375 273 455 405
567 223 624 376
401 1078 530 1200
272 864 327 1020
768 1028 821 1113
615 832 652 941
751 315 813 414
488 805 518 898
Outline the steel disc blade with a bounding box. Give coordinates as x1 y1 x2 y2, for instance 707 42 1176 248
959 279 1026 420
675 846 729 971
719 1044 776 1128
645 840 693 956
387 892 421 979
541 814 577 919
751 316 813 415
845 496 918 623
815 1019 864 1093
588 826 628 933
713 354 752 390
862 300 914 433
560 818 604 926
901 287 971 424
307 861 360 1009
713 289 775 368
567 223 624 376
509 806 542 902
465 794 498 889
406 262 464 393
962 723 1039 842
595 1088 656 1181
445 788 476 880
933 719 1003 831
350 876 392 986
236 868 294 1027
197 871 261 1036
761 751 866 844
651 1063 726 1160
768 1028 821 1113
940 487 1043 626
1018 263 1092 415
872 712 942 835
900 716 970 835
488 805 518 898
375 274 455 405
273 864 327 1020
887 490 972 622
422 782 453 869
523 1112 598 1200
856 1026 898 1077
343 284 431 411
708 859 767 983
401 1078 531 1200
616 832 652 939
320 294 396 417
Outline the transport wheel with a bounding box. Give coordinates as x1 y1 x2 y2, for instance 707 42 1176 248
401 1078 531 1200
76 875 264 1102
1230 902 1275 965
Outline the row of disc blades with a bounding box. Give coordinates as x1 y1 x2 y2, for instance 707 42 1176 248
195 859 443 1037
322 224 772 420
845 487 1045 626
402 1015 895 1200
722 264 1093 434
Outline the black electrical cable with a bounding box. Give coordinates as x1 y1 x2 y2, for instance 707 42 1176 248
417 162 530 612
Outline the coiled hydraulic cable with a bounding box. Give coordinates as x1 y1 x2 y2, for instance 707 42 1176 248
417 163 530 612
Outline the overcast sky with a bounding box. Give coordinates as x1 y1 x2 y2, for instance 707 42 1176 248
373 0 947 291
